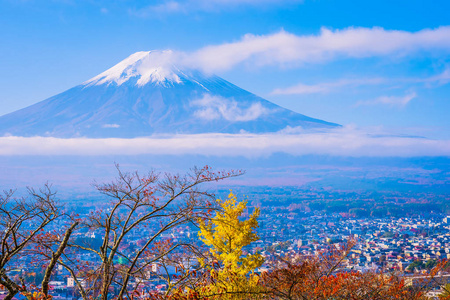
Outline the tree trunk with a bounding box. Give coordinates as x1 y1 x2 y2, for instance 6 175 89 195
0 274 20 300
4 291 18 300
41 222 78 296
101 263 110 300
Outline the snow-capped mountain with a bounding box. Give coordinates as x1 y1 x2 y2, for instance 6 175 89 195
0 50 338 138
85 50 185 87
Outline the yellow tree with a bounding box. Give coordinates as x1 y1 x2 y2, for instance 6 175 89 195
196 191 264 299
440 283 450 300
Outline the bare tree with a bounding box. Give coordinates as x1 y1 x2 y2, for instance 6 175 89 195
0 185 63 300
58 165 242 300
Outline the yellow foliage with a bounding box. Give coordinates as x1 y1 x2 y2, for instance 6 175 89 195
21 291 53 300
440 283 450 299
197 191 264 299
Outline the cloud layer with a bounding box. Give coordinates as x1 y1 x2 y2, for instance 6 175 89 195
1 127 448 157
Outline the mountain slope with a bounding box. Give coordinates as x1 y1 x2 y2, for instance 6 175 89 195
0 50 339 138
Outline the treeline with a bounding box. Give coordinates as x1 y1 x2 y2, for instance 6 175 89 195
0 166 449 300
245 186 450 217
275 199 448 217
310 200 445 217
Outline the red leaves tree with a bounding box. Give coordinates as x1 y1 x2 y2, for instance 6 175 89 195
56 165 242 300
259 240 448 300
0 184 73 300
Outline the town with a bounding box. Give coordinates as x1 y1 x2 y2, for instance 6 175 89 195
3 185 450 299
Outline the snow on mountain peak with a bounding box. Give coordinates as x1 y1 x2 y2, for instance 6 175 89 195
84 50 185 87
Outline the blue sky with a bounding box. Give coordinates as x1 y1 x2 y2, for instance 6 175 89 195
1 0 449 140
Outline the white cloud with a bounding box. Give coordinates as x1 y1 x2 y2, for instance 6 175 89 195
102 124 120 128
357 92 417 107
0 127 448 157
271 67 450 96
204 0 300 3
191 94 271 121
130 0 302 15
423 68 450 85
272 78 385 95
184 26 450 72
84 27 450 77
131 1 184 16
